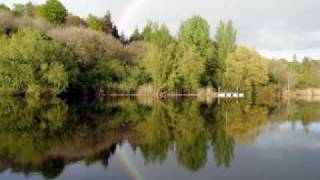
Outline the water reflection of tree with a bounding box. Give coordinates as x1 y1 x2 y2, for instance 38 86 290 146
0 98 69 179
202 99 271 168
202 102 234 168
224 103 269 144
289 101 320 125
2 97 320 177
0 98 142 179
136 100 208 171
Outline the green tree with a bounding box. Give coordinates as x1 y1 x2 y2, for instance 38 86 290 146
25 2 38 17
48 27 142 95
269 59 292 90
293 59 320 89
179 16 211 58
142 21 173 48
12 4 25 16
140 44 174 91
179 15 216 87
139 22 175 92
130 28 143 42
215 20 237 87
0 4 10 12
0 30 72 97
168 42 205 92
224 47 269 92
141 41 204 93
37 0 67 24
12 3 38 17
87 14 102 31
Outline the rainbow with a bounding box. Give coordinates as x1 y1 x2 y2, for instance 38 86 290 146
116 0 147 33
116 147 145 180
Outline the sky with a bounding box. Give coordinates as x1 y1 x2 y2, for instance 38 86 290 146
2 0 320 60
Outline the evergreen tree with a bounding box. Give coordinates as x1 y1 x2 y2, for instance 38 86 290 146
120 32 128 44
130 28 143 42
101 10 113 34
111 25 120 39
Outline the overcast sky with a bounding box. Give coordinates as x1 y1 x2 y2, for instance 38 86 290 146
2 0 320 59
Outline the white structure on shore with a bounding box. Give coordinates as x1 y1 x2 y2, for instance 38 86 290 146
218 92 245 98
217 87 245 99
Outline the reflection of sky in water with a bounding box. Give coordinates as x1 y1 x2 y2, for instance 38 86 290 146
0 120 319 179
43 123 320 179
279 122 320 132
0 171 42 180
256 122 320 150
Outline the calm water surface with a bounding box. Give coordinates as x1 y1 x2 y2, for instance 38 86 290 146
0 98 319 180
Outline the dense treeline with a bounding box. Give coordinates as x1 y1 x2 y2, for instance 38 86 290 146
0 0 319 98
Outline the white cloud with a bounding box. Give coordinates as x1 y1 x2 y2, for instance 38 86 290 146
1 0 320 59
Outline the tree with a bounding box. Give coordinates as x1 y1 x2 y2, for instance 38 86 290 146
0 11 17 35
179 16 211 58
295 59 320 88
111 25 120 39
25 2 38 17
101 11 113 34
140 44 173 91
269 60 291 89
0 30 72 97
37 0 67 24
48 27 137 95
12 4 25 17
167 42 205 92
0 4 10 12
65 15 87 27
87 14 102 31
179 15 216 87
11 2 38 17
215 20 237 86
130 28 143 42
142 21 173 48
119 32 128 44
224 47 269 92
140 41 204 93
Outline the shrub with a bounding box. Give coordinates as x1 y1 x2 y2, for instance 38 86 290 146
65 15 87 27
124 41 149 63
48 27 130 95
12 2 38 17
17 17 55 33
48 27 123 67
0 11 54 35
0 11 18 35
